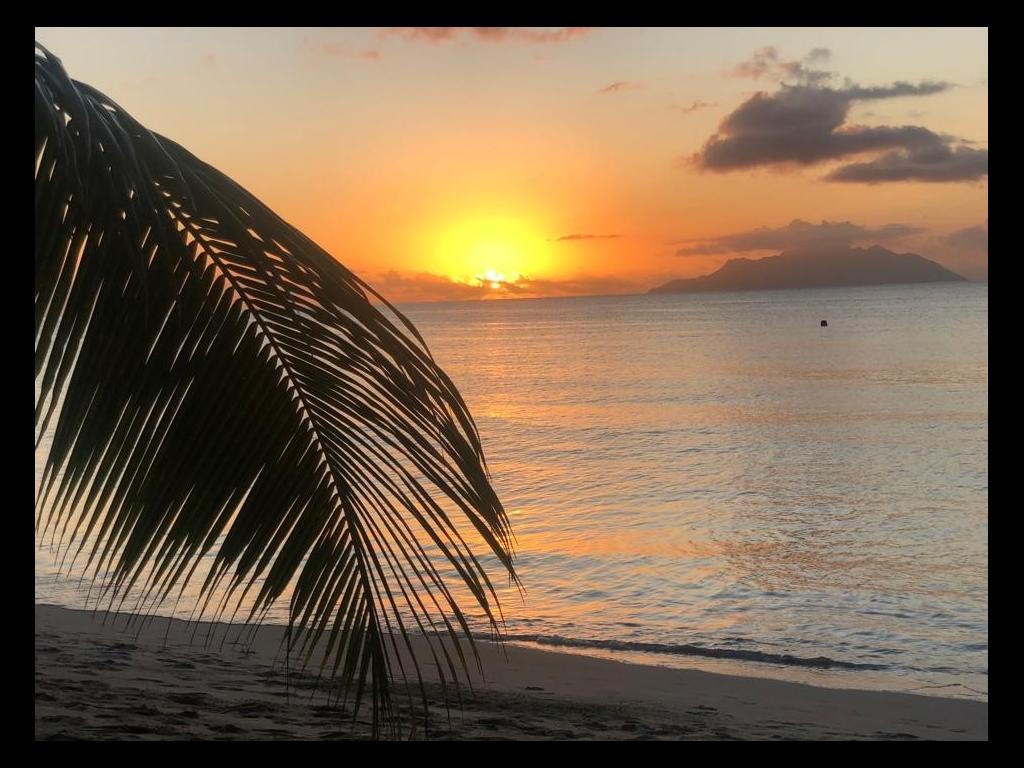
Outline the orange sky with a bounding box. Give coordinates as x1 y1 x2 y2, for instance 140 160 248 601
35 27 988 302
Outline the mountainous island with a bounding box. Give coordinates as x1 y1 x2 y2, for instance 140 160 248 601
648 246 966 294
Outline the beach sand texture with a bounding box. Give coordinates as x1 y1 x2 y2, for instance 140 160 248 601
34 604 986 740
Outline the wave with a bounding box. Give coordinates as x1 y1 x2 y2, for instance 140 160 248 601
505 634 890 671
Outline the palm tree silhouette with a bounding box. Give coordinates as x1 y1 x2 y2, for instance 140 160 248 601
35 43 518 738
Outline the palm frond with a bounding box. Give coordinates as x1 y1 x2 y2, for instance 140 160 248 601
34 42 517 737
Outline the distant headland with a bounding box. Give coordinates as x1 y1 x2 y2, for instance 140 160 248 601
648 246 967 295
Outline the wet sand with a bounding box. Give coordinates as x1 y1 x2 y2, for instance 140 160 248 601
34 604 987 740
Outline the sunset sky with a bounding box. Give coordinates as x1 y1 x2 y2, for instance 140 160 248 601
35 27 989 302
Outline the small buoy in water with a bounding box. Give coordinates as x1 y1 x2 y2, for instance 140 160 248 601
820 320 828 327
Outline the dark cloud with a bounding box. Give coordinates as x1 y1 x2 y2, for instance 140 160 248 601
825 143 989 183
695 84 956 170
370 270 640 303
691 51 981 183
842 81 950 99
674 100 717 114
600 81 642 94
382 27 593 45
552 234 622 241
674 218 924 257
947 221 988 252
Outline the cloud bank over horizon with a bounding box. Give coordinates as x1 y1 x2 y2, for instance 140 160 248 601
947 221 989 253
674 219 925 257
369 270 644 304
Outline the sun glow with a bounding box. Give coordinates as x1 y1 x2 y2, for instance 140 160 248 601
431 216 552 289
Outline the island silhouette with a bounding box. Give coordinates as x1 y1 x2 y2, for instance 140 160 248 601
649 245 966 294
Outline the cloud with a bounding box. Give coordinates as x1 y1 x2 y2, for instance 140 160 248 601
382 27 593 45
915 220 989 280
806 48 831 64
694 83 956 170
947 221 988 252
672 243 733 257
552 233 622 241
369 270 641 303
674 218 925 256
370 272 495 303
730 46 833 86
304 39 381 61
825 142 989 183
690 50 981 183
673 100 717 114
600 81 642 94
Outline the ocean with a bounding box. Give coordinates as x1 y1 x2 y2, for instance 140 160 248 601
35 282 988 701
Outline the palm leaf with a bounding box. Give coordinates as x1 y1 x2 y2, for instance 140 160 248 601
34 42 518 737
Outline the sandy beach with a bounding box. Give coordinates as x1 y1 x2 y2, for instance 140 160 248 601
34 604 986 740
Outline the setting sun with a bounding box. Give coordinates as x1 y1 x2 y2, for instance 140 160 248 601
431 216 550 288
482 269 511 290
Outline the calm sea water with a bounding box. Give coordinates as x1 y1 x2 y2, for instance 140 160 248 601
36 283 988 700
